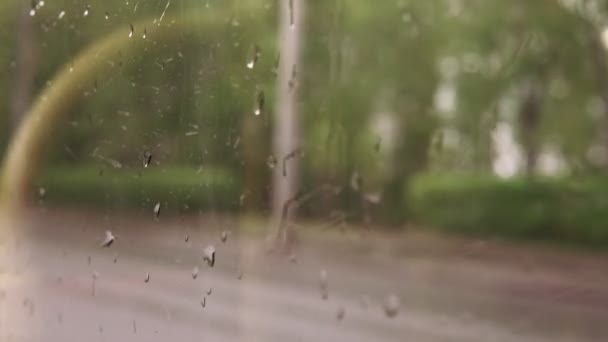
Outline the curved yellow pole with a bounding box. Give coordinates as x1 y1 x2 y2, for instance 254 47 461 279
0 9 264 209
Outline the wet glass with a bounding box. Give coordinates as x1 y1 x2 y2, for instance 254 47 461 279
0 1 607 341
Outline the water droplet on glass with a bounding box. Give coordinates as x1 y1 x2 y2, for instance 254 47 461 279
83 6 89 17
288 64 297 89
153 202 161 219
237 266 244 280
288 0 294 27
57 10 65 19
374 137 381 152
246 45 261 69
336 307 345 321
272 53 280 76
91 272 99 296
38 187 46 199
104 12 109 20
144 272 150 283
142 27 147 39
129 24 134 38
203 245 216 267
192 266 199 279
254 90 264 116
100 230 115 247
220 231 229 243
200 296 206 308
289 253 297 263
320 269 329 300
29 8 36 16
185 235 190 243
143 152 152 168
383 294 400 318
206 288 212 295
267 155 277 169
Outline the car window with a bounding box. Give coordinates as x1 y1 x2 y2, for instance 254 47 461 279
1 1 608 341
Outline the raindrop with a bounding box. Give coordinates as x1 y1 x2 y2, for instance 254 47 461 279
237 267 244 280
200 296 206 308
288 64 297 89
83 6 89 17
142 27 147 39
192 266 199 279
132 320 137 334
153 202 161 219
267 155 277 169
289 253 297 263
158 1 170 25
143 151 152 168
57 10 65 20
206 288 212 295
220 231 229 243
383 294 400 318
144 272 150 283
282 147 302 177
319 269 329 300
246 45 261 69
336 307 345 321
104 12 109 20
38 187 46 199
91 271 99 296
232 136 241 149
129 24 134 38
272 53 280 76
254 90 265 115
29 8 36 16
185 235 190 243
203 245 216 267
100 230 115 247
374 137 381 152
288 0 294 28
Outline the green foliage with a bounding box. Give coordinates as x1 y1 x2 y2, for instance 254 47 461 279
410 175 608 246
35 165 241 212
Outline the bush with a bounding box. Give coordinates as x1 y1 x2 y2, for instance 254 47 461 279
35 165 241 213
409 175 608 246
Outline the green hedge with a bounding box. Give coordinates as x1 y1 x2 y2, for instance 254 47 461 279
409 175 608 246
35 165 241 212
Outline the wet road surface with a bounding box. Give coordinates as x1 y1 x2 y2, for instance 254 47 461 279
0 209 607 341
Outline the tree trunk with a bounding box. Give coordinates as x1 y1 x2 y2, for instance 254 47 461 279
518 78 543 177
270 0 304 249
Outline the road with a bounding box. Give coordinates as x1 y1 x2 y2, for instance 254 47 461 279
0 208 607 341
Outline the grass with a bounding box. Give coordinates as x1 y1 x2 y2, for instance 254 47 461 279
35 164 241 212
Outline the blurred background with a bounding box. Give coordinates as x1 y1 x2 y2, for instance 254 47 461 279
1 0 608 341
